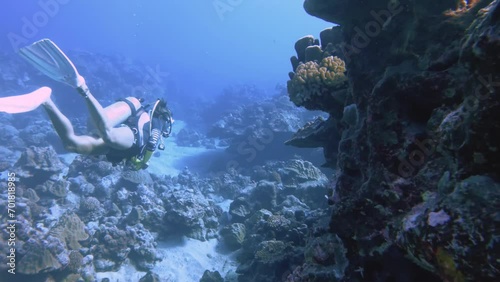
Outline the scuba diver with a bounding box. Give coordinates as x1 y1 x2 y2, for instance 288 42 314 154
0 39 173 170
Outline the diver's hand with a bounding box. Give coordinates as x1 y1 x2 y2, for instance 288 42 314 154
62 73 86 88
75 75 86 88
75 76 90 97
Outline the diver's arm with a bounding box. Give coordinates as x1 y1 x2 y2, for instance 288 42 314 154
77 81 135 149
77 83 112 137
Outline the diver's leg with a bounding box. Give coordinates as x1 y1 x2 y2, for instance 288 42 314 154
42 98 108 155
92 98 142 128
77 84 136 149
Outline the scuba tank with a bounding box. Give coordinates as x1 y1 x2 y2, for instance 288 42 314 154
130 98 173 170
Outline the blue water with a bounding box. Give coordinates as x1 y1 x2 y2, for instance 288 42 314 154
1 0 331 95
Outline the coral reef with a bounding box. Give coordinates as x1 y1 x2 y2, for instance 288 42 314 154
176 128 216 148
15 146 65 178
17 241 62 275
207 90 326 170
199 270 224 282
285 0 500 281
220 223 246 251
49 212 89 250
254 240 292 264
213 160 332 282
288 56 348 112
162 185 221 241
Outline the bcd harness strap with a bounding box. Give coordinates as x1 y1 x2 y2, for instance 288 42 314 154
117 98 137 117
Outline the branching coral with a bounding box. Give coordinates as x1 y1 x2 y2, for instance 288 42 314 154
254 240 291 264
266 214 291 229
287 56 348 110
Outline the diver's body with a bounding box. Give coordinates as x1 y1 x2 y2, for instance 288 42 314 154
0 39 173 170
42 79 172 169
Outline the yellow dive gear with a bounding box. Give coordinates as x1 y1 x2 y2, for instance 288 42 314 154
129 98 173 170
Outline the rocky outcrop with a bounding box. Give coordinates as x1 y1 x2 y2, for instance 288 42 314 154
218 160 331 282
161 184 222 241
176 128 216 149
208 91 326 169
286 0 500 281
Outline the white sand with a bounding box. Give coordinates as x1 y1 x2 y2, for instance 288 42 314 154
96 237 239 282
85 120 239 281
147 120 226 177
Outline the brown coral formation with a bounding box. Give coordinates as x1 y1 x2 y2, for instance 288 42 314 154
287 56 348 111
17 241 62 275
49 212 89 250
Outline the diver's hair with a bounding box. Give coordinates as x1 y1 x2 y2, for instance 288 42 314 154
153 98 171 118
157 98 167 109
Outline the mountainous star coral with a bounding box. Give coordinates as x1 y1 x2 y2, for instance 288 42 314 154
287 56 348 111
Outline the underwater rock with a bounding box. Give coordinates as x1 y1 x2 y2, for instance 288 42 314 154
49 212 89 250
285 116 341 167
249 180 277 211
279 159 327 184
67 155 121 182
15 146 65 178
17 241 62 275
69 175 95 196
24 187 40 202
265 159 329 207
398 175 500 280
303 0 350 25
0 146 19 171
208 92 320 168
79 196 103 221
19 120 58 147
285 0 500 281
294 35 320 62
220 223 246 251
278 195 310 217
161 187 221 241
93 259 116 272
319 26 343 50
35 179 69 199
125 205 144 226
0 124 25 149
228 197 252 222
461 0 500 67
125 224 160 271
244 208 273 230
91 223 153 271
67 250 84 273
303 233 348 279
120 168 153 188
139 271 162 282
122 184 166 232
94 174 119 198
210 171 254 199
199 270 224 282
176 128 214 148
285 116 333 148
253 240 293 264
304 45 323 62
